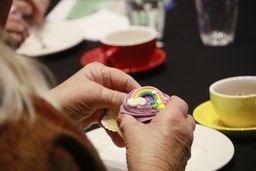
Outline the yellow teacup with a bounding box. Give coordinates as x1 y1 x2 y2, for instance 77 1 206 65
209 76 256 128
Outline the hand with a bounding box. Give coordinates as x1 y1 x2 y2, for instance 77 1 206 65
12 0 33 18
49 62 140 146
118 96 195 171
4 7 29 48
28 0 49 24
13 0 50 24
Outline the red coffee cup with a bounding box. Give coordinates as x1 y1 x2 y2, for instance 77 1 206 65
100 26 158 69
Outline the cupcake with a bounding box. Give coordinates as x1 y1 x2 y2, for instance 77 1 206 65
101 86 170 133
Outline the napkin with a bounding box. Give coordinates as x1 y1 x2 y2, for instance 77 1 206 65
47 0 129 41
68 9 130 41
66 0 121 19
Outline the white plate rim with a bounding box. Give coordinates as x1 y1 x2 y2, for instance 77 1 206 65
16 20 84 57
86 124 234 171
186 124 234 171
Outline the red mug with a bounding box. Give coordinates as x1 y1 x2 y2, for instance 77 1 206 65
100 26 158 69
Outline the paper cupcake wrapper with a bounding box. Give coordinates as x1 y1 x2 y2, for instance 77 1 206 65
101 109 123 136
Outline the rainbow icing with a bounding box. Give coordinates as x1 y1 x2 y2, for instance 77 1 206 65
131 86 169 109
120 86 169 122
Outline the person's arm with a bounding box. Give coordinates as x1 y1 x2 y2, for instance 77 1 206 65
0 0 12 27
118 96 195 171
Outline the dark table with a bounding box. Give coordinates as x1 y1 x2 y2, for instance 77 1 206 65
40 0 256 170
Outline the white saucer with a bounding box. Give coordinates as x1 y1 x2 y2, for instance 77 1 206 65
17 20 83 57
86 124 234 171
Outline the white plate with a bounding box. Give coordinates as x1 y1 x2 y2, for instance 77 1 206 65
186 124 234 171
86 124 234 171
17 20 83 57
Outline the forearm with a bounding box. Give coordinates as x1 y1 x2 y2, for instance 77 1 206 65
127 144 190 171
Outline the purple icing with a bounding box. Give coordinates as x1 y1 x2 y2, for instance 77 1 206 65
120 88 169 123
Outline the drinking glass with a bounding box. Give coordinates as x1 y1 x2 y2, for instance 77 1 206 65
125 0 172 40
195 0 239 46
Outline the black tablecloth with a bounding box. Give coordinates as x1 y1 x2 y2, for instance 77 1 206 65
40 0 256 170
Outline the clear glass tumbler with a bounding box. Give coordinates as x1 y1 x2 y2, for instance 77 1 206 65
125 0 170 40
195 0 239 46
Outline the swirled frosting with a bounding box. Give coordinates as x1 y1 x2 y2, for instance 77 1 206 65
120 86 169 122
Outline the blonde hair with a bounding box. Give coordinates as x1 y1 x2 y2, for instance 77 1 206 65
0 40 57 124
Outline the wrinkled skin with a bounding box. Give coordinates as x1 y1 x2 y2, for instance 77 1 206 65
118 96 195 171
50 62 195 170
1 1 195 170
49 62 140 147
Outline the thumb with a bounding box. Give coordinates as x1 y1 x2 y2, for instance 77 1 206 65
117 114 138 134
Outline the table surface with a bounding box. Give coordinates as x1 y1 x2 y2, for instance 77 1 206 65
40 0 256 170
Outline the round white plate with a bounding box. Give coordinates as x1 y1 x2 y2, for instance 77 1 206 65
17 20 83 57
186 124 234 171
86 124 234 171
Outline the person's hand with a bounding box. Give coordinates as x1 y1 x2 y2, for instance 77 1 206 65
118 96 195 171
49 62 140 146
12 0 50 24
4 7 29 48
27 0 50 24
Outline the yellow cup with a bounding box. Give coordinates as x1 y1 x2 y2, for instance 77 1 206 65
209 76 256 128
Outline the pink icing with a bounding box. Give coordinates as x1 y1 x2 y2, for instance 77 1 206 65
120 86 169 123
